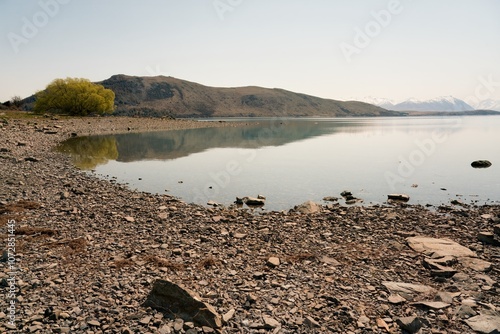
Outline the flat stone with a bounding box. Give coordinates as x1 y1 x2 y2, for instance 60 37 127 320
383 282 435 297
5 323 17 330
139 316 152 325
388 194 410 201
59 312 70 319
388 294 406 304
376 318 390 331
222 309 235 323
263 315 280 328
407 237 476 258
234 233 246 239
462 298 478 307
266 257 280 268
453 272 470 282
358 315 370 325
142 279 222 328
459 257 493 272
124 216 135 222
412 301 450 310
88 320 100 327
320 256 341 266
465 313 500 333
28 325 43 332
252 272 265 279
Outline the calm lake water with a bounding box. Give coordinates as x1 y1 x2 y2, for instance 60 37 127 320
58 116 500 211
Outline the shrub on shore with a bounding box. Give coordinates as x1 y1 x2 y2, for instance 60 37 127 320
34 78 115 116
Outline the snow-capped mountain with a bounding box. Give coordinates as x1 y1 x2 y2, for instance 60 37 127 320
469 99 500 112
353 96 475 112
392 96 474 112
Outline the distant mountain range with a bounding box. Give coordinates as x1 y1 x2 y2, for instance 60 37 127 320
356 96 500 112
94 75 404 118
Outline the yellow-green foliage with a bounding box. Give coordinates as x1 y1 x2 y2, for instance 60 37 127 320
34 78 115 116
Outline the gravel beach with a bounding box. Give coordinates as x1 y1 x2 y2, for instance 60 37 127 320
0 114 499 334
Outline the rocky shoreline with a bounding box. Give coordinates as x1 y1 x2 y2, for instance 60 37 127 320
0 114 499 334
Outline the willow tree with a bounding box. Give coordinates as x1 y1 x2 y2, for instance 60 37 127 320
34 78 115 116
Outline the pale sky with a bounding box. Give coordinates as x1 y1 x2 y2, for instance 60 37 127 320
1 0 499 104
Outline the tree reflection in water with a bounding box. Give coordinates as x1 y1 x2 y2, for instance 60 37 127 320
57 136 118 170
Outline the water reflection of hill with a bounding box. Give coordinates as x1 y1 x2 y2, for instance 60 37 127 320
57 120 373 169
114 120 371 162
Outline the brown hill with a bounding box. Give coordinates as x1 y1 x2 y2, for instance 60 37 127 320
98 75 403 118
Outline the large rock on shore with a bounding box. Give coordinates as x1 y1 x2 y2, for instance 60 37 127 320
406 237 476 258
471 160 492 168
235 196 265 206
293 200 321 214
142 280 222 329
388 193 410 202
243 196 265 206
